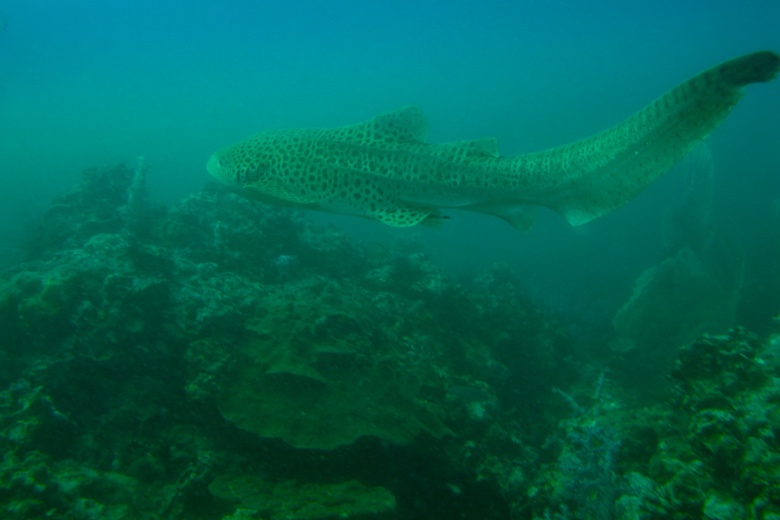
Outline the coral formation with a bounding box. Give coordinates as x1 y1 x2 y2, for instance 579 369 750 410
0 163 565 519
208 476 396 519
612 144 745 391
2 162 778 520
219 279 453 449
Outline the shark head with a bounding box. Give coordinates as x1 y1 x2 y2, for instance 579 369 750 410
207 129 321 207
206 130 278 189
205 154 230 185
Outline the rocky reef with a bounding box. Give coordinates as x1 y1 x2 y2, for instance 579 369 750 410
519 325 780 520
1 163 778 520
0 163 568 519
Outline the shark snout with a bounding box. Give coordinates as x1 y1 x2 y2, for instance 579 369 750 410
207 154 236 187
206 154 221 178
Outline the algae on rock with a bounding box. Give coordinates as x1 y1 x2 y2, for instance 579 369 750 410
209 475 396 520
613 248 743 355
0 162 574 519
218 279 453 449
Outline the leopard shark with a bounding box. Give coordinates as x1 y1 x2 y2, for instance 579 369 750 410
207 51 779 231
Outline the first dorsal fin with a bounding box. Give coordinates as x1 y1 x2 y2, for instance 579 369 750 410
329 106 429 146
367 105 429 144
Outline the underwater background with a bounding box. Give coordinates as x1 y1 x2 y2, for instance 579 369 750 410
1 1 780 519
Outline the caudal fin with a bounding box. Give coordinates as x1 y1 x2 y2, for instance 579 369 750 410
532 50 780 226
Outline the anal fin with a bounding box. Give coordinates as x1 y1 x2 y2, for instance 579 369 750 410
463 201 538 232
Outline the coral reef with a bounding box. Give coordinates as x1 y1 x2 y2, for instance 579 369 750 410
612 144 745 391
219 279 453 449
208 476 396 520
2 162 778 520
522 327 780 520
0 163 566 519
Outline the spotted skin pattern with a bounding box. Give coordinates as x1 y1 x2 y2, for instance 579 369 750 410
208 51 779 230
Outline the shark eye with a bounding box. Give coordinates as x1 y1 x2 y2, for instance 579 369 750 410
246 163 270 182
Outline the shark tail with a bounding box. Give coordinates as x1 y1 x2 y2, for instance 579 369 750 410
531 50 780 226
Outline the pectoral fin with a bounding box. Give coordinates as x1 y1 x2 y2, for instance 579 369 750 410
370 205 441 227
242 182 316 206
